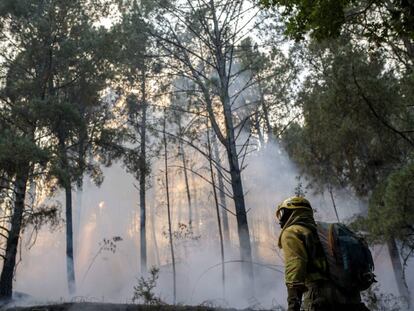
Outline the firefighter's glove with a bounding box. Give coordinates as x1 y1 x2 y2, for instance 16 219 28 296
287 286 305 311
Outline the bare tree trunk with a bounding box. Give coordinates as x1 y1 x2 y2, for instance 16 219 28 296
225 108 253 291
222 93 254 286
178 120 193 227
65 183 76 296
212 133 230 245
0 168 29 300
139 73 148 275
163 111 176 304
387 238 410 305
207 123 226 298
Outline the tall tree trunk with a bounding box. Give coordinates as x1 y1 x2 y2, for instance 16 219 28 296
222 93 254 286
387 238 410 305
59 137 76 296
75 116 87 258
0 168 29 300
178 120 192 227
207 123 226 298
75 183 83 257
208 0 254 286
65 183 76 296
139 73 147 275
212 133 230 245
163 111 176 304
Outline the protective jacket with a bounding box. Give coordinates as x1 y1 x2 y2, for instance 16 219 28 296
278 209 328 287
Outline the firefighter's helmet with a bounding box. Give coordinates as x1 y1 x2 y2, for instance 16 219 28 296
276 196 313 221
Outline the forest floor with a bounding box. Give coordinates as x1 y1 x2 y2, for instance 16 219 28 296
1 302 264 311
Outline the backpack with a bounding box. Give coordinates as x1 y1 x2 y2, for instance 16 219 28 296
316 222 376 291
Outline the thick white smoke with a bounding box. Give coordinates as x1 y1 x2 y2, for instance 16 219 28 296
9 137 413 310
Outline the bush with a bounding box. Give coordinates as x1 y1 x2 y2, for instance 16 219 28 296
132 266 163 305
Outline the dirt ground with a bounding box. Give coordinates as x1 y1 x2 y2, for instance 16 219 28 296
2 302 247 311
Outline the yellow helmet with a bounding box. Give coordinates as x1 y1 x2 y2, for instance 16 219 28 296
275 196 312 220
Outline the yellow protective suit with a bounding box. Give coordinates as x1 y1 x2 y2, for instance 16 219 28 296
278 209 328 287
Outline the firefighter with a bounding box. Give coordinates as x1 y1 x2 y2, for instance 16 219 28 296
276 196 369 311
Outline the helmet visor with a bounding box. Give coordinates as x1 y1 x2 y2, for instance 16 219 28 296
277 208 293 228
276 208 285 221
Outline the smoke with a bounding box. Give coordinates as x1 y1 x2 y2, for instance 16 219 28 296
8 135 411 310
6 61 413 307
